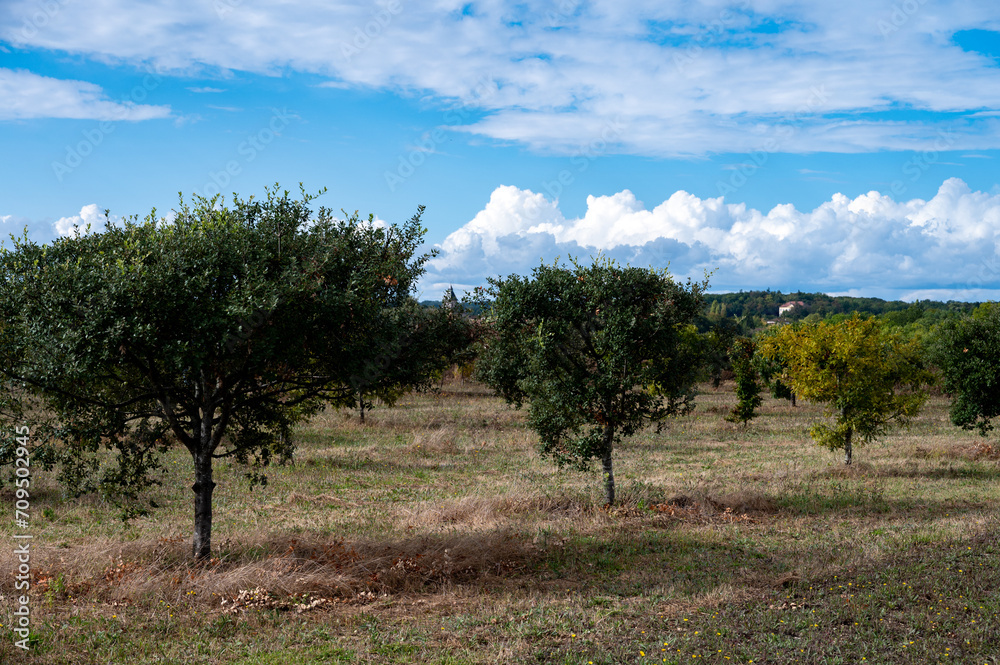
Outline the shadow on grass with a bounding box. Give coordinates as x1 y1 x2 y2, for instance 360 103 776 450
297 454 466 473
632 519 1000 665
659 475 997 522
771 483 997 520
293 430 369 447
532 528 789 597
875 462 1000 481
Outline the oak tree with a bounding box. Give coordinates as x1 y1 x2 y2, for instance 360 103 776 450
758 314 931 464
725 337 763 426
933 303 1000 437
754 325 797 406
476 258 704 504
0 186 434 559
350 296 477 422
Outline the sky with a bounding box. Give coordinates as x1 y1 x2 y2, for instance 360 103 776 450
2 1 1000 302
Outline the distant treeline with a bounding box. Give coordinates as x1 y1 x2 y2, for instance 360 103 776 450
703 290 978 323
420 298 487 316
424 290 980 323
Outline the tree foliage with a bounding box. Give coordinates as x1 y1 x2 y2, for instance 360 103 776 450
696 317 739 388
754 326 796 406
725 337 762 426
758 314 931 464
475 258 705 504
351 297 478 422
933 303 1000 437
693 311 757 387
0 185 435 558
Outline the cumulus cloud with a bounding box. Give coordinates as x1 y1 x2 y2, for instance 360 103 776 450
423 178 1000 301
53 204 113 237
0 213 31 238
1 1 999 152
2 211 68 246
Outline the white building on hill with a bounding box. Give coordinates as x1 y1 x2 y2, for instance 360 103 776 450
779 301 805 316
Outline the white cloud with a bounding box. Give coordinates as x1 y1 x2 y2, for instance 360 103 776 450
314 80 355 89
362 214 389 230
1 1 999 152
1 211 69 246
424 178 1000 301
0 213 31 240
0 68 171 121
54 204 112 237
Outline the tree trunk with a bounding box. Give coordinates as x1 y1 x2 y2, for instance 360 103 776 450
601 424 615 506
192 451 216 560
791 392 796 407
844 426 853 466
359 395 366 424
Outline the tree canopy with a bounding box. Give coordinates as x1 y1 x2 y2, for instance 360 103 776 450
475 258 705 504
350 296 478 422
0 186 436 559
758 314 931 464
725 337 763 426
933 303 1000 437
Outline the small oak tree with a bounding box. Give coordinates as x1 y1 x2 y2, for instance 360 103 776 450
350 297 477 422
933 303 1000 437
0 186 434 559
758 314 931 464
725 337 763 426
754 326 797 406
476 258 704 505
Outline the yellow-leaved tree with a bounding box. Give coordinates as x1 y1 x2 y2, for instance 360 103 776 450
758 314 932 465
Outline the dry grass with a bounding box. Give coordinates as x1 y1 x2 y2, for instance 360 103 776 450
399 494 586 530
2 380 999 664
2 528 535 608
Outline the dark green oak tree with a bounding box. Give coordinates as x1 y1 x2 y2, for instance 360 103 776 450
350 296 478 422
933 303 1000 438
475 258 705 505
725 336 763 426
0 186 435 559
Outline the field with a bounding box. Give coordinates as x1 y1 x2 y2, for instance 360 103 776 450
2 380 1000 664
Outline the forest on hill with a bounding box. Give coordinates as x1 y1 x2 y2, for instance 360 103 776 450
702 290 978 321
425 289 980 328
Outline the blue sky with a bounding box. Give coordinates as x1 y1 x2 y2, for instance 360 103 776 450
2 1 1000 301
